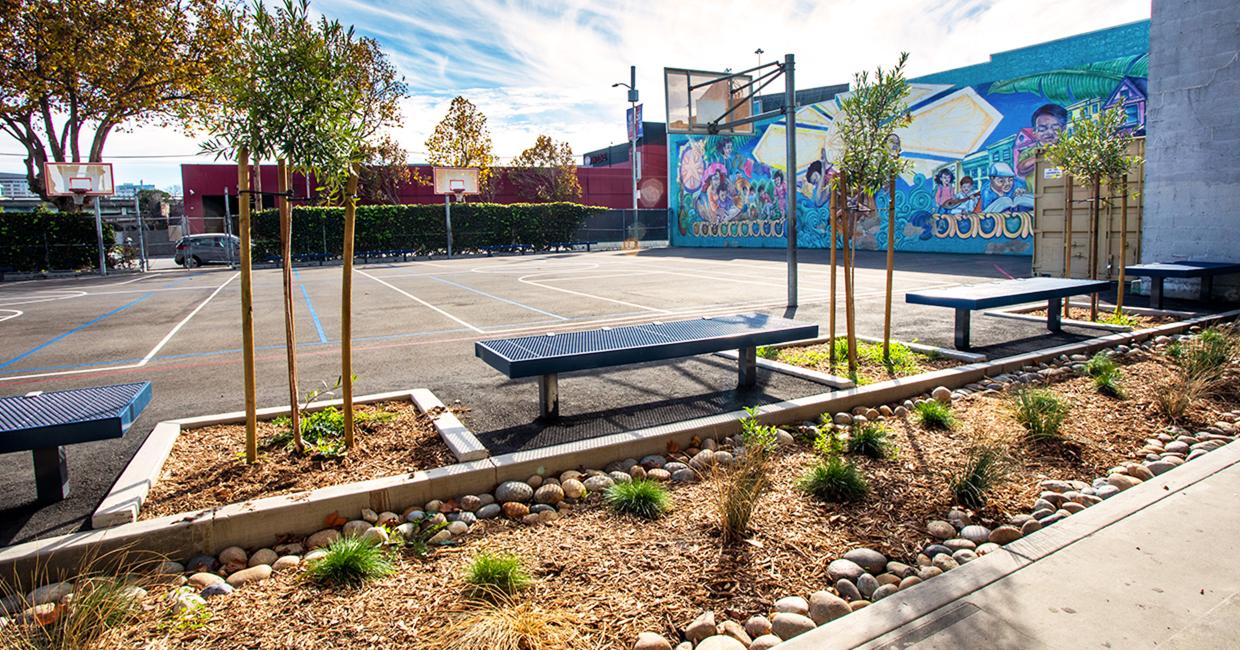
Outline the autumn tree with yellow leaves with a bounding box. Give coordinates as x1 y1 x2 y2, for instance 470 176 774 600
424 96 496 191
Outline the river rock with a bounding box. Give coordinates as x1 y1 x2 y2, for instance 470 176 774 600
774 596 809 616
872 584 898 601
685 610 716 642
187 572 223 590
534 483 565 505
502 502 530 519
583 475 615 492
495 481 534 502
272 555 301 572
827 558 865 582
926 520 955 540
750 635 783 650
856 573 880 598
744 614 772 638
959 525 991 544
770 613 816 640
341 520 371 538
26 582 73 606
718 620 752 646
477 503 502 519
1108 474 1143 491
808 590 851 625
248 548 277 567
842 548 887 574
696 636 746 650
225 564 271 588
200 582 234 599
633 631 672 650
834 578 862 601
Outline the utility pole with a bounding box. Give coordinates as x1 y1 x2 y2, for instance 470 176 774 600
628 65 639 240
784 53 797 308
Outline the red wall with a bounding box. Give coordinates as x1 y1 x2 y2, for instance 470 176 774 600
181 147 667 234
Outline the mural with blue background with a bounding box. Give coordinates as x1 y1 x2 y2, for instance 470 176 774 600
668 22 1149 256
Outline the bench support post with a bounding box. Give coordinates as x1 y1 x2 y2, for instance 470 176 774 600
538 373 559 420
738 346 757 389
32 446 69 503
1150 277 1164 310
1201 275 1214 303
1047 297 1063 332
953 308 971 350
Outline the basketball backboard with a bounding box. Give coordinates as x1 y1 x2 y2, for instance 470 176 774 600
44 162 115 197
432 167 480 195
665 68 754 134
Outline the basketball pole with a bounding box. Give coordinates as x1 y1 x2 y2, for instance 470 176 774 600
444 194 454 258
784 53 797 309
93 196 107 276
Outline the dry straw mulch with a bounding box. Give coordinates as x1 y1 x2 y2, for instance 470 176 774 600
141 401 454 519
122 354 1235 649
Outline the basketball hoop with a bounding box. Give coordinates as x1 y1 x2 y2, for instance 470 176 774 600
70 187 89 207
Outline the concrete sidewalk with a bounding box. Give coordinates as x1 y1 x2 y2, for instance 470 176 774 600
783 438 1240 649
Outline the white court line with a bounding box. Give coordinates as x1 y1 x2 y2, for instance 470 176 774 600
430 275 569 321
517 273 672 314
0 309 22 323
0 273 238 383
0 290 88 307
358 269 484 333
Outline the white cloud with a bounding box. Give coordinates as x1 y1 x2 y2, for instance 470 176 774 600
0 0 1150 189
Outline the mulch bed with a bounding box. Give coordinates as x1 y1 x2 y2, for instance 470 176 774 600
140 401 455 519
1027 305 1177 329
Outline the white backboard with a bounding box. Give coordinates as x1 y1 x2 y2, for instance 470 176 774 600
432 167 480 195
44 162 115 196
665 68 754 134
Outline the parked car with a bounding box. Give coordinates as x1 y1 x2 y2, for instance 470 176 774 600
174 234 240 268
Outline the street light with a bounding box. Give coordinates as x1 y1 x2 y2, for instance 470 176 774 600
755 48 764 65
612 66 639 242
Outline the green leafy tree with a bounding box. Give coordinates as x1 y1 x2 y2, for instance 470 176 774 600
425 96 496 190
508 135 582 202
1045 106 1141 315
829 52 913 376
0 0 235 205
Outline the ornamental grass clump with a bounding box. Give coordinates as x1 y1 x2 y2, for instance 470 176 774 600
1170 326 1237 384
421 593 580 650
465 552 532 599
1013 389 1071 443
604 478 671 520
848 422 894 459
949 445 1010 509
712 409 777 544
913 400 955 430
305 535 396 587
797 456 869 503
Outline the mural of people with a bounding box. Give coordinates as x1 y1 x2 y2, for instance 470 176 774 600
1015 103 1068 176
981 162 1034 213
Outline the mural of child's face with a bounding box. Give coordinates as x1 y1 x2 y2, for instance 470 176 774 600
990 176 1014 194
961 181 974 193
1033 114 1064 144
808 170 821 185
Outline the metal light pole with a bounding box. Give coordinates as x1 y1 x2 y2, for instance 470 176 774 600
784 53 797 308
614 67 639 241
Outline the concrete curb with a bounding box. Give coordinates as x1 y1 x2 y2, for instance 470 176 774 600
11 308 1238 585
761 333 985 363
776 438 1240 650
90 388 465 529
714 350 854 389
410 389 488 461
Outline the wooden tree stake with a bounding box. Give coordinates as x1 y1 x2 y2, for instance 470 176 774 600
277 159 302 451
237 148 259 464
342 169 358 449
883 174 896 363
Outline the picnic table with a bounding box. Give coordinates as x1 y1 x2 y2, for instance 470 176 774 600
0 382 151 503
1124 261 1240 309
474 313 818 420
906 277 1111 350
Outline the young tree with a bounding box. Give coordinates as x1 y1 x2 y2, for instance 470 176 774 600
0 0 234 205
1045 106 1140 318
425 96 496 189
508 135 582 202
829 53 912 376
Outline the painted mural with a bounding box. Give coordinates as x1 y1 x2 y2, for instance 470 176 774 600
669 53 1149 255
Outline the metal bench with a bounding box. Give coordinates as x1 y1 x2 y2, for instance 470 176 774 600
474 313 819 419
1123 261 1240 309
480 244 534 257
906 277 1111 350
548 241 598 252
0 382 152 503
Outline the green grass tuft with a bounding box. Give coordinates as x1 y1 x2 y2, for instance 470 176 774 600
913 400 955 430
305 535 396 587
604 478 671 520
1013 389 1071 442
1097 309 1140 327
797 456 869 502
465 551 532 598
949 445 1009 509
847 422 894 459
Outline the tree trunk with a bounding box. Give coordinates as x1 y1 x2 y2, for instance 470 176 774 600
842 183 858 377
237 148 259 463
883 175 896 364
1117 175 1129 312
342 169 358 450
1063 177 1073 317
1089 176 1101 321
829 182 839 368
278 159 302 452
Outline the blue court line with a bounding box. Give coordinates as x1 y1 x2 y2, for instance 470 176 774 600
0 294 152 370
428 275 569 320
292 268 328 344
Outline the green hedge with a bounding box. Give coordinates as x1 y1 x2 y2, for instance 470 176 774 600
251 202 606 258
0 210 115 272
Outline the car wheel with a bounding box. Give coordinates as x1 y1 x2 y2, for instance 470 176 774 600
185 256 202 269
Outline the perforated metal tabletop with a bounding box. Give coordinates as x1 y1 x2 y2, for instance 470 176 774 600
0 382 152 453
475 313 818 379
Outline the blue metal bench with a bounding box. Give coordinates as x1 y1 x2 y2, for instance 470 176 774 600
906 277 1111 350
1123 261 1240 309
480 244 534 257
475 313 818 419
0 382 152 503
548 241 598 252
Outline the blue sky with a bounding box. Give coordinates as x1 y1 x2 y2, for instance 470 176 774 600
0 0 1151 190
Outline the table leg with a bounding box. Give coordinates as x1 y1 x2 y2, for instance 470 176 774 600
954 308 971 350
32 446 69 503
1201 275 1214 303
1047 297 1063 332
538 373 559 420
1150 277 1164 310
738 346 757 389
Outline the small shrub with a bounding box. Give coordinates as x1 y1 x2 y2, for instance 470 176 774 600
604 478 671 520
848 422 893 459
713 410 775 544
1082 352 1125 397
812 427 847 458
1171 327 1236 383
913 400 955 430
738 406 779 454
465 552 531 598
756 346 779 360
949 445 1010 509
1082 352 1117 378
797 456 868 502
1013 389 1070 442
421 595 580 650
1 558 149 649
1098 309 1140 327
305 535 396 587
1154 374 1206 423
